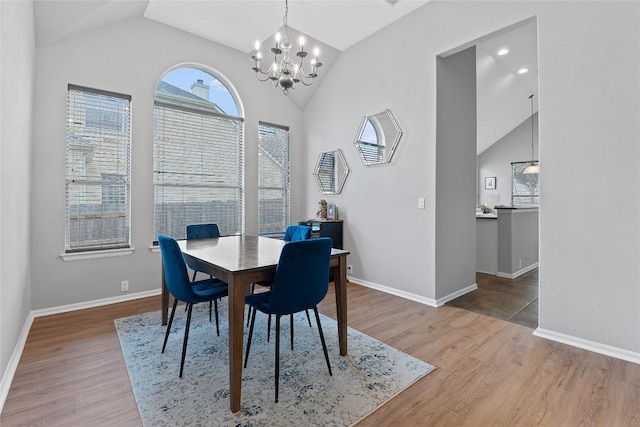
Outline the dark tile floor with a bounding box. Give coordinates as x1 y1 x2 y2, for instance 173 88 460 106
446 269 539 329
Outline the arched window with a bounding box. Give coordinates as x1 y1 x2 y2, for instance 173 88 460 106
153 66 244 239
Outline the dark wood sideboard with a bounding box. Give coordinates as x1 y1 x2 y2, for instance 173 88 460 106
298 219 343 249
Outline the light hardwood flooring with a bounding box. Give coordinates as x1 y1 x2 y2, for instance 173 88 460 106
2 283 640 426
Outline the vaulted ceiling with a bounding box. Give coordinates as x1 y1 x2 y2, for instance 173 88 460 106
34 0 538 153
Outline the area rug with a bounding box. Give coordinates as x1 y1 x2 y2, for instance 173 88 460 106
115 302 434 427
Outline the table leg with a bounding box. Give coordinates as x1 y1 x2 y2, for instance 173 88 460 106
228 274 246 412
334 254 348 356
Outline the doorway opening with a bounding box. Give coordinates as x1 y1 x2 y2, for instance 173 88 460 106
436 17 540 327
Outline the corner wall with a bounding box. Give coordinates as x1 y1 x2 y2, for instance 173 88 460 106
436 46 477 300
0 0 34 407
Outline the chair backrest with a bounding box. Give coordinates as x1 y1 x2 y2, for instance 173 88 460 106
158 234 198 303
186 223 220 240
268 238 332 315
283 225 311 242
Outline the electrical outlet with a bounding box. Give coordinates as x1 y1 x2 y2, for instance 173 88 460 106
347 265 353 273
121 280 129 292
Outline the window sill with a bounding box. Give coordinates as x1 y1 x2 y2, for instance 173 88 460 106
60 247 134 261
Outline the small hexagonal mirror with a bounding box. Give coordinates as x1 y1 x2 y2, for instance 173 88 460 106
313 149 349 194
353 109 403 166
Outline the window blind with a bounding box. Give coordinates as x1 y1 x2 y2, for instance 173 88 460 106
316 152 336 193
153 101 245 240
511 161 539 206
258 122 290 235
65 84 131 252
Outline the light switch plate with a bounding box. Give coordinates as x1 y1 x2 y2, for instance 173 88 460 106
418 198 425 209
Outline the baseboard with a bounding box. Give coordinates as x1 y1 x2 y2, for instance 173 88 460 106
435 283 478 306
0 311 35 414
347 277 439 307
0 288 162 412
31 289 161 318
534 327 640 365
497 262 539 279
347 277 477 308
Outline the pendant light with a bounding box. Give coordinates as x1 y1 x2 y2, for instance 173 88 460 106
523 94 539 174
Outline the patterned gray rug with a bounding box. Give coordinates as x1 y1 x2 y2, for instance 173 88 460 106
115 301 434 427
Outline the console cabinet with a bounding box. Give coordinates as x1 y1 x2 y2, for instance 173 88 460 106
298 219 343 249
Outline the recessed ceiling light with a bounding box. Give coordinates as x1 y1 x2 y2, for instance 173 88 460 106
498 48 509 56
518 68 529 74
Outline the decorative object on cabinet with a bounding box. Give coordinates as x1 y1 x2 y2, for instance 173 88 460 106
317 199 328 219
353 109 403 166
484 176 496 190
299 219 343 250
313 149 349 194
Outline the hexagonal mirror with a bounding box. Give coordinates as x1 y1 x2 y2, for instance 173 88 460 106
313 149 349 194
353 109 403 166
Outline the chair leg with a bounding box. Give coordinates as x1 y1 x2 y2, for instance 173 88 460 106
214 299 220 336
290 313 294 351
313 307 332 376
246 284 256 327
267 314 272 342
180 303 194 378
244 306 257 368
162 297 179 353
305 309 312 327
275 314 281 403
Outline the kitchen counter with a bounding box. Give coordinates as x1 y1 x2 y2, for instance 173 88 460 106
476 212 497 219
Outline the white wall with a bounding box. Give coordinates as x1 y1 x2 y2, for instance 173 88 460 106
303 1 640 354
30 17 304 309
0 0 34 399
478 113 539 208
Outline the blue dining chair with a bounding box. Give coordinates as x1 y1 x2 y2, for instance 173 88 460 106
186 223 221 327
244 237 333 403
158 234 229 378
248 225 314 333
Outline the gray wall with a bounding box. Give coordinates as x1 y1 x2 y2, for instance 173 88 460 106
303 1 640 354
478 113 539 208
0 0 34 393
435 46 478 300
497 209 539 276
30 17 305 309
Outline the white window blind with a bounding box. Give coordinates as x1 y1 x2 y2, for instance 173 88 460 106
154 101 245 239
65 84 131 252
258 122 290 235
511 161 539 206
316 152 336 193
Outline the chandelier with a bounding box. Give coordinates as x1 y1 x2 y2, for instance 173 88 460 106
250 0 321 95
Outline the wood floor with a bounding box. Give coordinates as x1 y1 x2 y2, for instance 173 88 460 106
3 282 640 426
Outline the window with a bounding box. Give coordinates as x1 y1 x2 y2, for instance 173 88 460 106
154 67 244 240
511 161 539 206
258 122 290 235
65 85 131 252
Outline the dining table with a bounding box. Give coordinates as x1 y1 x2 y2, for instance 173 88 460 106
160 235 350 412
